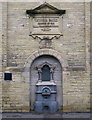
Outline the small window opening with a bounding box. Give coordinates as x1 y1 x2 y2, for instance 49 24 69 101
4 71 12 80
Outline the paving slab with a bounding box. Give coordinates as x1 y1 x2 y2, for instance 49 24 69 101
0 112 91 120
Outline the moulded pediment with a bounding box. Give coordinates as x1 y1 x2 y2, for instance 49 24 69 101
26 2 66 40
26 2 65 15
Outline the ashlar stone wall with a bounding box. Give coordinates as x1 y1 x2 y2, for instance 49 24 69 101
1 1 91 112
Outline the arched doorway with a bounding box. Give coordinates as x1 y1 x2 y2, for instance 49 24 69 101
30 55 62 112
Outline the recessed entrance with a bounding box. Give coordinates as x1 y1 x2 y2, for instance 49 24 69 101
30 55 62 112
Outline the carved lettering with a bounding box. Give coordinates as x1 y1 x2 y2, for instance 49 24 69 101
33 17 59 29
30 15 63 39
27 2 65 40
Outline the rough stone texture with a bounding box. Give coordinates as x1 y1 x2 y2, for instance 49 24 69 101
0 2 2 113
90 1 92 112
1 1 91 112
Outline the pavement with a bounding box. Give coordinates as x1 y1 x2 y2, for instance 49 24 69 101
0 112 92 120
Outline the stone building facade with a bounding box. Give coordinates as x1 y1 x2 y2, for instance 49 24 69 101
0 1 91 112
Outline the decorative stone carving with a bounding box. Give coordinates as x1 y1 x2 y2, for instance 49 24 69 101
39 38 52 49
26 2 66 40
36 62 55 82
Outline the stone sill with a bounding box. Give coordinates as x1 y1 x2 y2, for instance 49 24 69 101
36 81 56 86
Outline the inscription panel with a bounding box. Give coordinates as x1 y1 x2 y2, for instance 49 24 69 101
30 15 63 39
33 17 58 28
